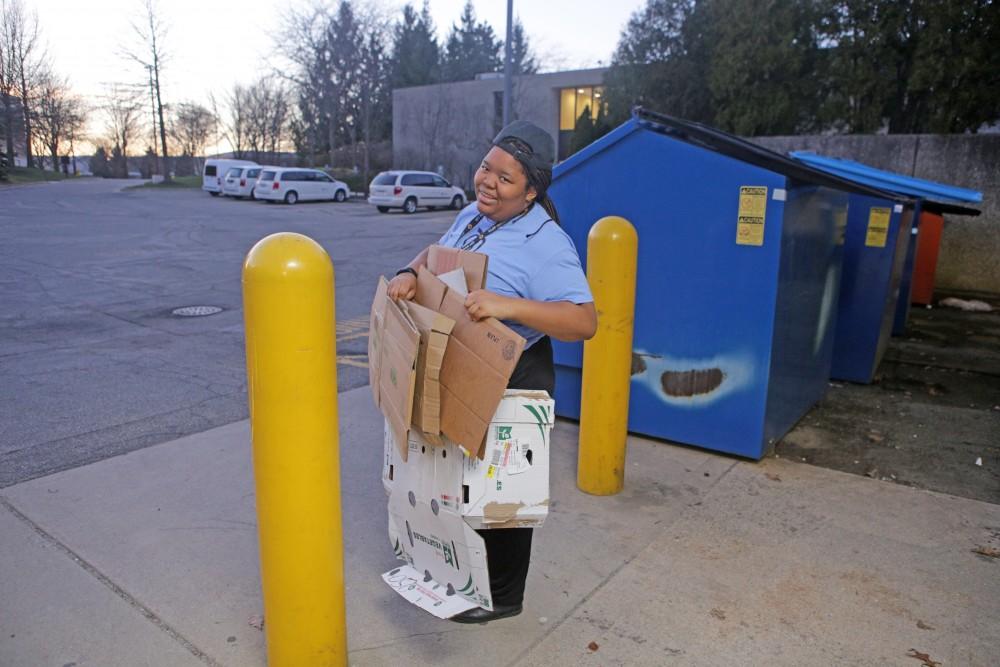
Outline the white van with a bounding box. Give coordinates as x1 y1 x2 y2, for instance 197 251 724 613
203 158 257 196
252 167 350 205
223 165 267 199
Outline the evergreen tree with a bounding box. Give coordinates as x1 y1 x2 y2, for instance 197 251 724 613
506 20 538 75
706 0 823 135
110 144 126 178
569 103 613 155
819 0 1000 134
909 0 1000 133
441 1 502 82
603 0 712 126
391 2 441 88
90 146 110 178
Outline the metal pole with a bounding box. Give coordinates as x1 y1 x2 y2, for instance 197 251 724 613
577 216 638 495
503 0 513 126
243 233 347 666
147 65 159 176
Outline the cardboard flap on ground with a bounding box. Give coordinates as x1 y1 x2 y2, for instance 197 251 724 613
427 245 488 292
387 484 493 611
400 300 454 442
375 290 420 461
381 564 477 619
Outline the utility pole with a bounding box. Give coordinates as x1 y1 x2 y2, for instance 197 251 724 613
503 0 513 127
147 65 159 176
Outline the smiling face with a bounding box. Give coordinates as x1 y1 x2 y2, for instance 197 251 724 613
474 146 537 222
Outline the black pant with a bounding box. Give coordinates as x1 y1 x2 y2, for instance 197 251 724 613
478 336 554 607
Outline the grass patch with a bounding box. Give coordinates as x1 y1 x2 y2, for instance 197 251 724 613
127 175 202 190
3 166 72 184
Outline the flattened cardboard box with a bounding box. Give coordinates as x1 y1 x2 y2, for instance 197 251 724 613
414 267 525 458
384 390 554 527
368 277 420 459
399 300 454 445
383 390 555 616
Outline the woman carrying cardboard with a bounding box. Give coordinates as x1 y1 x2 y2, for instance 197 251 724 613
388 120 596 623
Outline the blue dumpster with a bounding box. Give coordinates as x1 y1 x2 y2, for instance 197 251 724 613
549 109 899 459
826 193 915 383
789 153 982 336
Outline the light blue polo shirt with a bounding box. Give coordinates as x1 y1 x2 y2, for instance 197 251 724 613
438 202 593 348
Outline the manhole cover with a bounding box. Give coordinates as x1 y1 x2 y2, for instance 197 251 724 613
172 306 223 317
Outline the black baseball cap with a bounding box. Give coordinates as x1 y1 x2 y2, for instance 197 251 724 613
491 120 555 171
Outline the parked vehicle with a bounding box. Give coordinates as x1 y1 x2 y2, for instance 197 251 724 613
367 171 466 214
222 165 266 199
252 168 350 205
203 158 256 196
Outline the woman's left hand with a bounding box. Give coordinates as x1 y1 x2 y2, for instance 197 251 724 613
465 289 515 322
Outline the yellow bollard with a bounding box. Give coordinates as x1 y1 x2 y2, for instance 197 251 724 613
578 216 638 496
242 232 347 666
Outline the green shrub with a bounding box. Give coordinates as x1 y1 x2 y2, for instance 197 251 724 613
326 168 367 194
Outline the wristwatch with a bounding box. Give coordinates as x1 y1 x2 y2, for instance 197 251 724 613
395 267 418 279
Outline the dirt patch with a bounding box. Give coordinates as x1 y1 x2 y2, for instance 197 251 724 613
774 291 1000 505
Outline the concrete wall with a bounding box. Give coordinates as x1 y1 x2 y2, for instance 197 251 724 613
751 134 1000 295
393 68 606 191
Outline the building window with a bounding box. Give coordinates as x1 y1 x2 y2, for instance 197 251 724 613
558 85 605 159
559 86 605 131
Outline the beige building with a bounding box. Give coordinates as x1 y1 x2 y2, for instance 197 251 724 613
392 67 608 190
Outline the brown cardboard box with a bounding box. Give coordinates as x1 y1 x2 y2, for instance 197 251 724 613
413 267 525 458
427 245 488 292
369 277 420 460
399 300 454 444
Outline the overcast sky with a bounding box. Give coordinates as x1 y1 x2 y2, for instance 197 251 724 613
31 0 645 152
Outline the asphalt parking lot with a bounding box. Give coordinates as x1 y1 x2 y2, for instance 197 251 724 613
0 179 454 486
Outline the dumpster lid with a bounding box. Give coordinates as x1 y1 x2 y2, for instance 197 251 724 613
790 151 982 208
624 108 913 203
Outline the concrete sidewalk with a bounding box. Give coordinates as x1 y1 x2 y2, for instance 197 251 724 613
2 386 998 666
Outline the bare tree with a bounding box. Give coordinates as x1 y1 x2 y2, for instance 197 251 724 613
0 0 18 163
32 70 85 172
244 77 290 163
213 84 251 159
103 83 143 177
2 0 44 167
170 101 213 158
124 0 170 180
354 11 391 189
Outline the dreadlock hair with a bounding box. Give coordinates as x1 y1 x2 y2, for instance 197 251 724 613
497 137 561 225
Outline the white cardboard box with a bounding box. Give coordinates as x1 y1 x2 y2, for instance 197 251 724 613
383 389 554 616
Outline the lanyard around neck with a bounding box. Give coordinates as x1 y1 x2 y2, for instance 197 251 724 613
454 208 532 251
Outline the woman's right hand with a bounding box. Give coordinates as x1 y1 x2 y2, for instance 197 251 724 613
387 272 417 301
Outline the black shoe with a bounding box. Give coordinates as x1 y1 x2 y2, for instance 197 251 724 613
450 603 523 624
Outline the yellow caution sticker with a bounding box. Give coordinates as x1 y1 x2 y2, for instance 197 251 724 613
865 207 891 247
736 186 767 246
